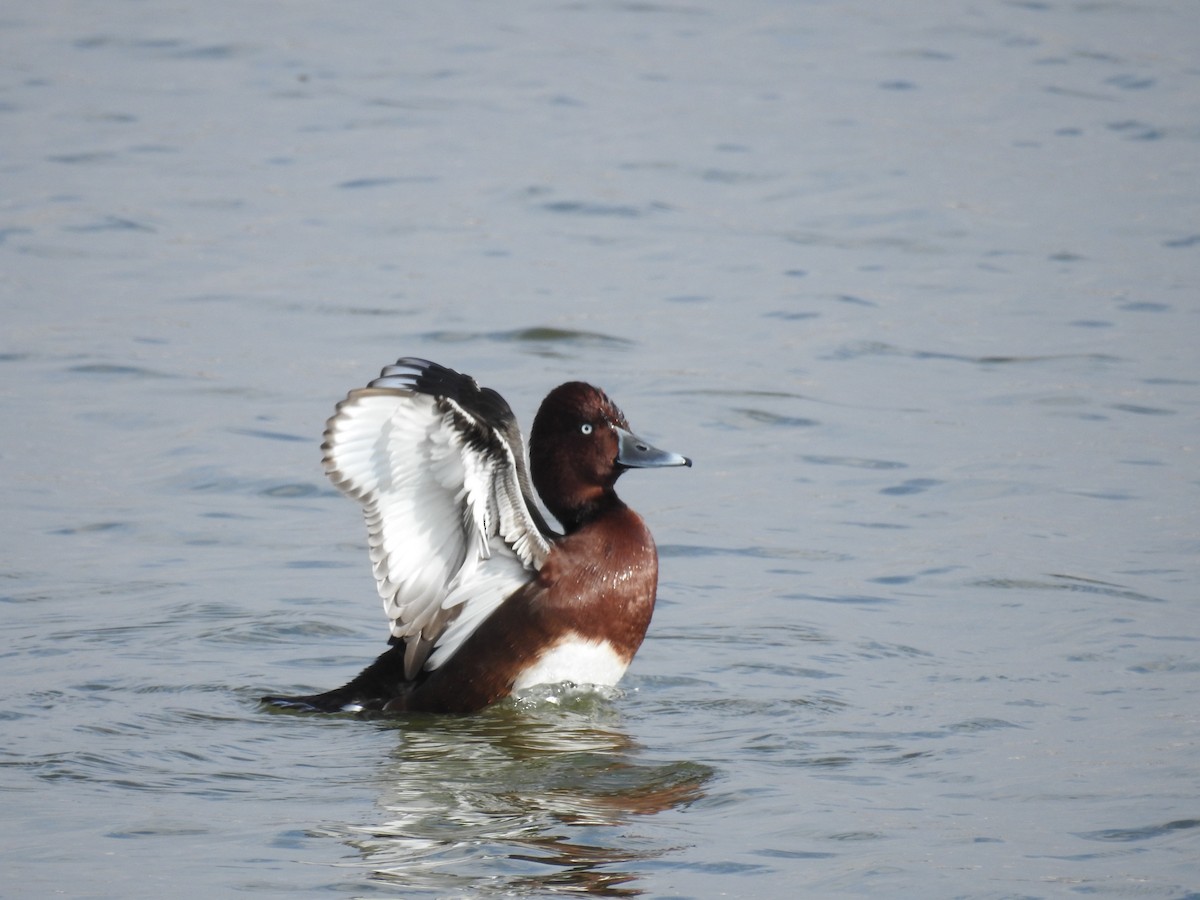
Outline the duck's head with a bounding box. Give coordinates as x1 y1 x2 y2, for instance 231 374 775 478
529 381 690 530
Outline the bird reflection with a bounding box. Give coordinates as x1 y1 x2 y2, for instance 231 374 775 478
336 691 712 896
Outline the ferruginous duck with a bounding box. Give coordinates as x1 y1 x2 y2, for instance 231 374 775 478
264 357 690 714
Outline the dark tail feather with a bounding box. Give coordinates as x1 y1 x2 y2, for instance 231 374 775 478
261 642 411 713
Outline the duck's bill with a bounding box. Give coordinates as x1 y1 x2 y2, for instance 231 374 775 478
616 427 692 469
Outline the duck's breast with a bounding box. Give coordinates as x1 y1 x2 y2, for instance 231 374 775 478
514 506 659 688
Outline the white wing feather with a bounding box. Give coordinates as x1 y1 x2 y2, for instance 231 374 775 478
322 383 551 679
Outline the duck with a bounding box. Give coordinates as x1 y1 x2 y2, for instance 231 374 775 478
263 357 690 714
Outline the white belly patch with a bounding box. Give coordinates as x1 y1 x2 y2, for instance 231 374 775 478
512 635 629 691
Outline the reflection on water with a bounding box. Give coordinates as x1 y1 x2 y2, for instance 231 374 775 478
327 694 712 896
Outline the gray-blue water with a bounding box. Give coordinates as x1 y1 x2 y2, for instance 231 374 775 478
3 2 1198 897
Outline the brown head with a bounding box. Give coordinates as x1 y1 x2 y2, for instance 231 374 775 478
529 381 690 532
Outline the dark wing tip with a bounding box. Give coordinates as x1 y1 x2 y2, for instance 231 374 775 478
369 357 519 436
369 357 442 391
369 357 475 396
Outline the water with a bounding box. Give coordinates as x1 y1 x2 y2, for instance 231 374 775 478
3 1 1198 897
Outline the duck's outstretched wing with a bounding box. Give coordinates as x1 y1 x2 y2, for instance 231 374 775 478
322 358 555 680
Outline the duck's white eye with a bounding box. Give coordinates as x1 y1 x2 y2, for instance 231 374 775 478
580 423 593 435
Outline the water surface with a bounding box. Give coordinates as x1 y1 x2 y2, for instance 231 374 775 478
3 1 1198 897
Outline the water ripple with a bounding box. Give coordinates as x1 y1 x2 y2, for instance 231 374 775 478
1076 819 1200 843
974 574 1165 603
423 326 635 353
828 340 1122 367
